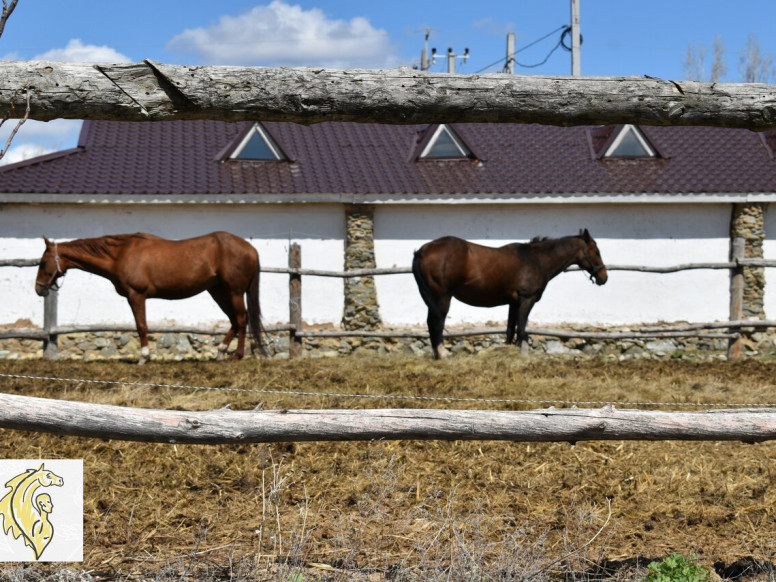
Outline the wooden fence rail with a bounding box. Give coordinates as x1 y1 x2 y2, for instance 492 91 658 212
0 238 767 360
1 391 775 444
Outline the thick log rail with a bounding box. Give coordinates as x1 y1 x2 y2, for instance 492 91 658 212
0 392 774 444
1 60 775 129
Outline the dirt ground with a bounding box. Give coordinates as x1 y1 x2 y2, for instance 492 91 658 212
1 352 776 580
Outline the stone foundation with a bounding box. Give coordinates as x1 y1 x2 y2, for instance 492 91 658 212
3 326 775 361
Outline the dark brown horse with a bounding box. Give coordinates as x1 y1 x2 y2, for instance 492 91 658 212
412 230 608 359
35 231 266 363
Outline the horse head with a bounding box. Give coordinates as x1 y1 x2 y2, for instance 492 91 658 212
34 238 65 297
578 229 608 286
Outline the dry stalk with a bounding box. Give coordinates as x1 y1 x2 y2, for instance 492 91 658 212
526 497 613 579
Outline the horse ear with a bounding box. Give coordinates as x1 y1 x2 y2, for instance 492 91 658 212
580 228 591 241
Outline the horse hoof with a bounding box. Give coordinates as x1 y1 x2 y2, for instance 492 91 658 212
137 357 147 365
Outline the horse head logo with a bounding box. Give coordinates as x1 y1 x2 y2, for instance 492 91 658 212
0 463 64 560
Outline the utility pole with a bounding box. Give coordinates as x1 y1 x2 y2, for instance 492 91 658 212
505 32 515 74
419 29 469 73
420 28 431 71
445 47 469 73
570 0 581 75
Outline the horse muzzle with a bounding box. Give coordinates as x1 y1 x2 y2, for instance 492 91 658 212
35 284 50 297
594 269 608 286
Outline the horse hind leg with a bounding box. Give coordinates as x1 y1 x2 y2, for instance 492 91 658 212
229 292 249 360
208 286 242 360
507 303 518 346
413 255 451 360
515 297 538 355
427 296 451 360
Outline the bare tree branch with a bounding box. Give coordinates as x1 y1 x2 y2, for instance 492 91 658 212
0 85 29 159
710 35 727 83
0 0 21 161
738 32 774 83
0 0 19 38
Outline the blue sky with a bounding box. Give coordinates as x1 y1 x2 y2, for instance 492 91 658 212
0 0 774 164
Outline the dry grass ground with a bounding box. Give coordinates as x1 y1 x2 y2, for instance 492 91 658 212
1 351 776 580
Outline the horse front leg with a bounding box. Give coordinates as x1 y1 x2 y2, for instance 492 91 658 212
515 296 538 355
127 293 150 365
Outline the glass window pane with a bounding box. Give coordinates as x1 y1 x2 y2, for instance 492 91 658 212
235 130 279 160
424 128 469 158
609 128 652 157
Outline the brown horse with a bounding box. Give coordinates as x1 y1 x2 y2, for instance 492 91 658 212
412 229 608 359
35 231 266 363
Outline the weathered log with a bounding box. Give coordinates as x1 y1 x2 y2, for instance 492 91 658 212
0 60 775 129
0 323 293 340
0 258 37 267
0 392 774 444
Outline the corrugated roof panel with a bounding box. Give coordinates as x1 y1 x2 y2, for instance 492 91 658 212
1 120 775 196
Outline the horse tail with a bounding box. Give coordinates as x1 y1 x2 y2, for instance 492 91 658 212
247 260 268 357
412 246 440 317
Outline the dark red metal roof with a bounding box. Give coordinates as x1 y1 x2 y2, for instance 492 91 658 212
1 120 775 196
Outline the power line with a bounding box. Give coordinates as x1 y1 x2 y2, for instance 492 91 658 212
475 25 569 74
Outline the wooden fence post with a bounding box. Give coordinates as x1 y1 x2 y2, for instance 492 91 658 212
289 243 303 358
728 237 745 361
43 289 59 360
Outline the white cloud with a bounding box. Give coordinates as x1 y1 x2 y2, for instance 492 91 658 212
167 1 397 68
0 120 82 166
0 38 131 163
0 142 54 166
34 39 131 63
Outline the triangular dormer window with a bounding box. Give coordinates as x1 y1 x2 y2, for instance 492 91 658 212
230 123 287 161
604 124 656 158
419 125 472 160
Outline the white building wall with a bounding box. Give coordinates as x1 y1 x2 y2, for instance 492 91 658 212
0 204 345 329
0 201 736 330
762 205 776 318
374 203 732 326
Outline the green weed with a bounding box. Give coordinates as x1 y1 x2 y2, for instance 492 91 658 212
643 553 710 582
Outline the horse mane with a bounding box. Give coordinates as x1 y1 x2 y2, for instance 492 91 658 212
69 234 150 258
529 233 584 245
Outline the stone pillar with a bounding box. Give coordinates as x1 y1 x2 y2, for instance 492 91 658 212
342 205 382 330
730 202 765 319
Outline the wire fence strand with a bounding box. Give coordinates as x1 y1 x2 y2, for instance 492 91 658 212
2 372 775 410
